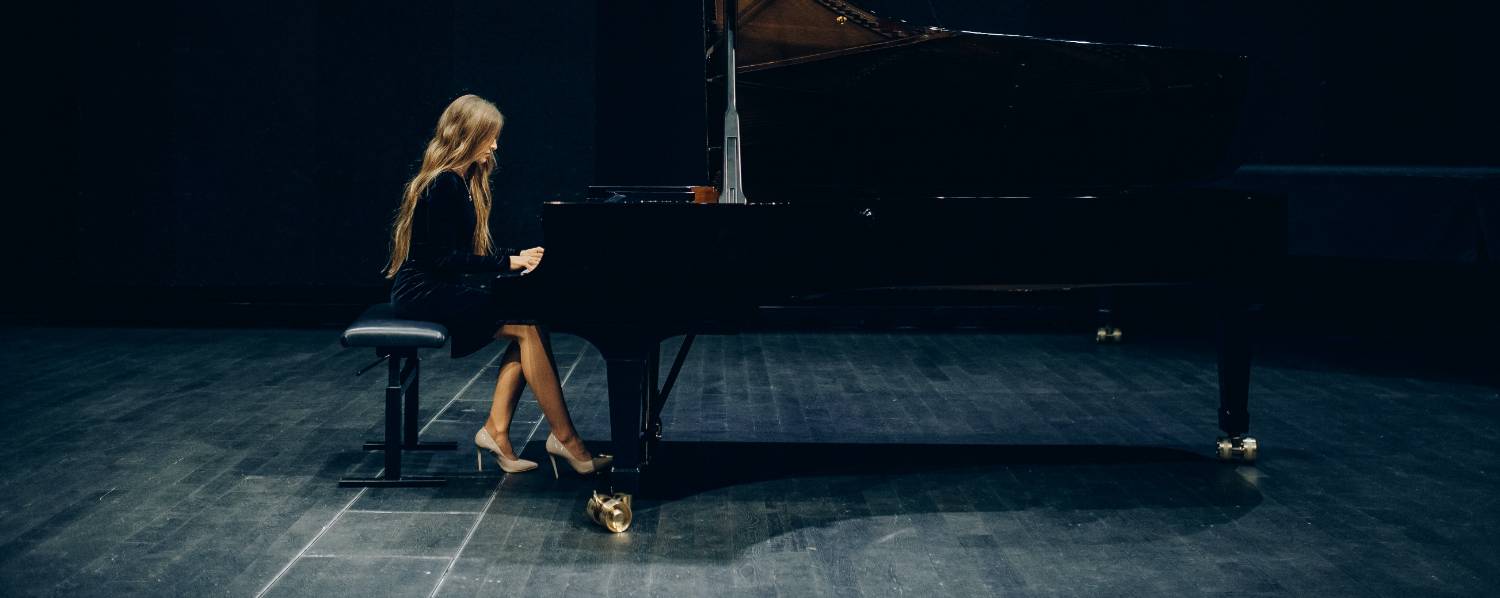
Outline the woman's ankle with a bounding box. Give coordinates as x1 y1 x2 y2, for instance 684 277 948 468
485 425 518 456
484 422 509 439
552 432 590 460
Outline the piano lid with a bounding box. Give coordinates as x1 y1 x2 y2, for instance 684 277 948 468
709 0 925 67
707 0 1249 194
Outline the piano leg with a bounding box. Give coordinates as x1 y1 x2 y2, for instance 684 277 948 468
576 330 666 531
1215 292 1258 462
603 348 649 497
1095 288 1123 344
644 342 661 465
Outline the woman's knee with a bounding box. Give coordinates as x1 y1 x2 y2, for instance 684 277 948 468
496 323 540 341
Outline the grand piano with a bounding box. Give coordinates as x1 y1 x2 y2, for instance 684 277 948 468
492 0 1285 526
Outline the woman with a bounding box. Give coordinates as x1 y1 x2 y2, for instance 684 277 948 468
384 94 610 478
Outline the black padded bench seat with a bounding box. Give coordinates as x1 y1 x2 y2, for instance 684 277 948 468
338 303 458 487
341 303 448 349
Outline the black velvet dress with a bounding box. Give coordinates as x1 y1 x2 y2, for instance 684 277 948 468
390 171 526 359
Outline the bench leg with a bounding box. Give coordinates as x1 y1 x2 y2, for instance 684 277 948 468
358 352 457 452
341 351 446 487
402 353 457 451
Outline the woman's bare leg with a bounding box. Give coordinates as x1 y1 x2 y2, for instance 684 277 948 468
496 324 594 460
481 340 525 459
537 325 562 379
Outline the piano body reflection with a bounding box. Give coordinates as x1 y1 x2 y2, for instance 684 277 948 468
492 0 1286 504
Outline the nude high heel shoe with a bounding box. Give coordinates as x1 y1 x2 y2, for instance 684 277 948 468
474 429 538 473
545 433 613 478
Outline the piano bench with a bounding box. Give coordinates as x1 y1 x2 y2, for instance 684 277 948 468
337 303 457 488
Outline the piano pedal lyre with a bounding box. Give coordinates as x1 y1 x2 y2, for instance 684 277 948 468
586 491 633 533
1095 326 1123 344
1215 436 1258 462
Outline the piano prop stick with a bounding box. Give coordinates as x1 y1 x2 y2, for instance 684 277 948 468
719 0 746 205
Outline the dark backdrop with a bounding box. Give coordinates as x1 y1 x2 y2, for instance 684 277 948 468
19 1 598 322
9 0 1497 328
78 0 596 286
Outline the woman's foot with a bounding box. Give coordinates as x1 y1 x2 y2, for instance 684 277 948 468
474 427 537 474
545 433 613 478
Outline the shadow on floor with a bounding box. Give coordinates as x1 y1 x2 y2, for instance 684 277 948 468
636 441 1255 500
444 440 1269 562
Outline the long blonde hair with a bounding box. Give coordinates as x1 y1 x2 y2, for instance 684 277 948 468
384 94 505 279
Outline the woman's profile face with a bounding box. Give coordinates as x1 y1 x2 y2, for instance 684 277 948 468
476 135 498 166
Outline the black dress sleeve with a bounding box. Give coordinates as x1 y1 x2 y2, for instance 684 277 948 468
411 171 518 274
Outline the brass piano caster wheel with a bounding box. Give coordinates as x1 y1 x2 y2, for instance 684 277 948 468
1095 326 1123 343
586 491 633 533
1216 436 1258 462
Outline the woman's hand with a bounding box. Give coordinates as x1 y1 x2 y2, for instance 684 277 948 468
508 254 539 272
509 247 544 272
